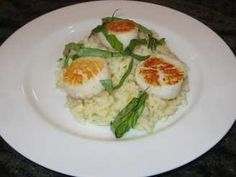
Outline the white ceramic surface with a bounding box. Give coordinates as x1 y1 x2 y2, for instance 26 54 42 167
0 1 235 177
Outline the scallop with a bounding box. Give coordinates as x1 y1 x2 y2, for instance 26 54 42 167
135 55 186 99
98 19 138 49
62 57 109 99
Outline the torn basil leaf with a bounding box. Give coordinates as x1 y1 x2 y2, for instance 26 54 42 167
77 48 123 58
103 31 124 52
89 25 103 38
131 53 150 61
124 39 147 55
101 58 134 92
62 57 70 69
137 23 153 36
65 42 83 51
111 91 148 138
100 79 113 93
113 58 133 89
62 44 124 68
148 36 166 51
124 39 150 61
89 24 124 52
157 38 166 45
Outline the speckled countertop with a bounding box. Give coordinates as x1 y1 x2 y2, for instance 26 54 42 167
0 0 235 177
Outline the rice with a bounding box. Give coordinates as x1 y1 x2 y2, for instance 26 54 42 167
57 34 189 132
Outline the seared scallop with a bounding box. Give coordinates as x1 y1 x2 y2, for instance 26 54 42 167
135 55 186 99
98 19 138 49
62 57 109 99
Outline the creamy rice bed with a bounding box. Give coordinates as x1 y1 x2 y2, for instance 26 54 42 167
57 35 189 132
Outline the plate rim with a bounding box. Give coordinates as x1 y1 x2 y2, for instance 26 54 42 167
0 1 235 177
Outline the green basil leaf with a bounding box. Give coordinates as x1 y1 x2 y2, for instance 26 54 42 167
137 23 153 36
147 35 156 50
89 25 104 38
125 39 147 55
63 47 123 64
111 98 139 133
91 24 124 52
71 54 80 60
113 58 133 89
133 91 148 112
111 91 148 138
62 57 70 69
130 91 148 127
157 38 166 45
131 53 150 61
104 32 124 52
130 112 138 128
125 39 150 61
77 48 123 58
100 79 113 93
101 58 133 93
65 42 83 51
63 42 83 57
112 98 139 123
92 17 127 52
114 112 135 138
148 36 166 51
99 26 124 52
64 40 124 58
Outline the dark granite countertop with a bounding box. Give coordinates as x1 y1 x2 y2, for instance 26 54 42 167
0 0 235 177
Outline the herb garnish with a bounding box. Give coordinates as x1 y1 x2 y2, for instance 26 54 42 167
124 39 147 55
100 58 133 93
61 43 123 68
124 39 150 60
111 91 148 138
148 35 166 51
77 48 122 58
101 27 124 52
137 23 153 36
90 25 124 52
131 53 150 61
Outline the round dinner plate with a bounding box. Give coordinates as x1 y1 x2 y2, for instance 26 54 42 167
0 1 235 177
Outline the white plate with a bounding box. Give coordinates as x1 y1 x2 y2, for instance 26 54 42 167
0 1 235 177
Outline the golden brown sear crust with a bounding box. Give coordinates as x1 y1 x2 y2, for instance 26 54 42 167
140 57 185 86
105 20 136 33
63 59 105 85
